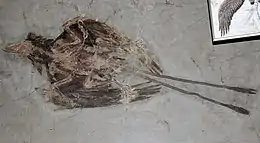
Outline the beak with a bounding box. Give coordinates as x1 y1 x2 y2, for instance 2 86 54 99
3 42 21 53
3 41 32 55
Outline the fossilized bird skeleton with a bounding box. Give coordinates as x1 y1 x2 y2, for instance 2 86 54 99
3 16 257 115
218 0 259 36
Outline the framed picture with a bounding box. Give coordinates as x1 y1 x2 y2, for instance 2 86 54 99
207 0 260 45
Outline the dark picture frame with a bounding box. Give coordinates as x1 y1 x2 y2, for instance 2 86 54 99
207 0 260 45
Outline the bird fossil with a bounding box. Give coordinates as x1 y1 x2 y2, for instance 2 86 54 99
218 0 258 36
3 16 257 115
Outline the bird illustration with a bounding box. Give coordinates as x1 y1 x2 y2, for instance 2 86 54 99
218 0 258 36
